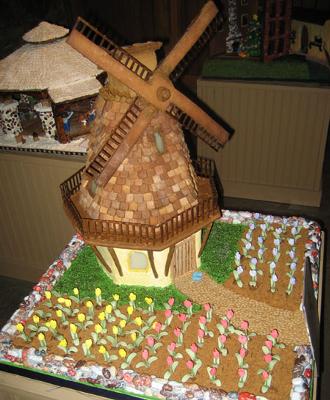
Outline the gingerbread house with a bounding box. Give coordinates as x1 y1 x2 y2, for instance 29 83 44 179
0 21 104 143
61 1 232 287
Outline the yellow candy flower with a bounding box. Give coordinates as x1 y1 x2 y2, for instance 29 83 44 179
64 299 72 308
16 323 24 333
45 321 51 328
77 313 85 323
58 297 65 304
49 319 57 330
98 312 105 321
134 316 143 326
32 315 40 324
105 304 112 314
70 323 77 334
73 288 79 296
119 319 126 329
127 306 133 316
118 348 127 358
112 326 119 335
95 288 102 297
129 293 136 302
253 14 258 21
38 333 45 341
99 345 106 354
130 332 137 342
59 339 67 348
145 297 153 305
85 339 93 349
56 309 63 318
113 294 119 301
86 300 93 308
94 324 102 334
44 291 52 300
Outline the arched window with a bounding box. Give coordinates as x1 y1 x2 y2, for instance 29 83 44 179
129 252 149 271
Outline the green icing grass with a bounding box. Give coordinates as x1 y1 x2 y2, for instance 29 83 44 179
202 57 309 80
200 222 245 284
54 246 200 312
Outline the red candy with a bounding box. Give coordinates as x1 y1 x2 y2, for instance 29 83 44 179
239 393 256 400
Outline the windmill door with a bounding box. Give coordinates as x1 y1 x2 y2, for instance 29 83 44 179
263 0 292 61
173 236 197 277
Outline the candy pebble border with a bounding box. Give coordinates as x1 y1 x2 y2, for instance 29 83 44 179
0 210 321 400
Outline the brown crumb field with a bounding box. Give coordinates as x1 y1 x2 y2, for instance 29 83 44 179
174 226 310 345
13 301 295 400
223 225 308 311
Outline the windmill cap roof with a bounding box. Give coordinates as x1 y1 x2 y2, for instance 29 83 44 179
23 21 69 43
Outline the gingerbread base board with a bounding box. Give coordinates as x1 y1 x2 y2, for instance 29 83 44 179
0 210 322 400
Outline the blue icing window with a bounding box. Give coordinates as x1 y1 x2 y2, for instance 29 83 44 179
154 131 165 154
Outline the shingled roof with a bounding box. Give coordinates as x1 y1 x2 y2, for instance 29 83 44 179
0 22 102 103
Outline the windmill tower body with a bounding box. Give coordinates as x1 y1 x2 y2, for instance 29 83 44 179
62 2 232 287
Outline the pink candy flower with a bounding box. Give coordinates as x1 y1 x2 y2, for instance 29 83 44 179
174 327 181 337
168 342 176 352
264 354 272 363
219 334 227 343
142 349 149 360
146 336 154 347
199 316 207 325
212 348 220 358
153 321 162 333
165 309 172 319
210 367 217 377
271 329 279 338
168 297 175 307
167 356 174 366
239 348 246 358
238 335 248 344
190 343 198 353
220 319 228 328
197 328 205 338
238 368 246 377
184 299 192 308
178 313 187 322
265 340 273 350
204 303 211 311
241 320 249 330
186 360 194 369
262 371 269 381
226 309 234 320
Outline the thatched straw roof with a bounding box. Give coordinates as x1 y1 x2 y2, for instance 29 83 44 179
23 21 69 43
0 22 103 104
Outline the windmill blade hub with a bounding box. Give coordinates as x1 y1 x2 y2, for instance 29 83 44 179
156 86 171 102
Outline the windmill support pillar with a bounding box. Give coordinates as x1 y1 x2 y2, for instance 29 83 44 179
93 245 173 287
34 102 57 139
0 100 23 137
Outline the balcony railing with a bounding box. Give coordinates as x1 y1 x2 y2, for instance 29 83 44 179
60 158 220 250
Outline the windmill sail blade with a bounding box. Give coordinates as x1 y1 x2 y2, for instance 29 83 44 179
170 13 223 82
86 98 156 188
167 103 224 151
69 17 153 81
159 1 218 76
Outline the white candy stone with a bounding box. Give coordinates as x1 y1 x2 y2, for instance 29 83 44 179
292 377 305 386
109 365 117 378
291 392 304 400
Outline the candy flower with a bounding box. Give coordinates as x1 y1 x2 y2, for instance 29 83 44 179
95 288 102 306
77 313 85 322
45 291 52 300
119 348 127 358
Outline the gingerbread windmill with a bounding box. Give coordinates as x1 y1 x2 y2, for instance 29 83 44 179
61 1 232 287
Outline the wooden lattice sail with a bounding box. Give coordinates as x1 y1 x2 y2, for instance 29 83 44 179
61 1 233 286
